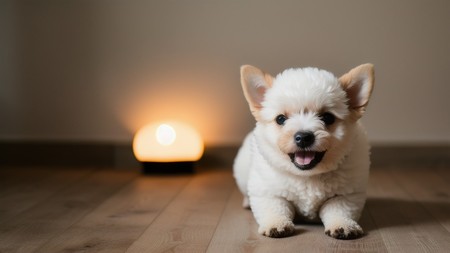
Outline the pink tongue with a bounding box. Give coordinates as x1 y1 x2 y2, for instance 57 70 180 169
295 151 316 165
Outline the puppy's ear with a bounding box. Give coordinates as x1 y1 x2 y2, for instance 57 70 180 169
339 63 375 119
240 65 273 120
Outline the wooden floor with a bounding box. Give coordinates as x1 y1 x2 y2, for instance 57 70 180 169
0 165 449 253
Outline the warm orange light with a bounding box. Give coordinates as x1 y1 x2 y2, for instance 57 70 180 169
133 121 204 162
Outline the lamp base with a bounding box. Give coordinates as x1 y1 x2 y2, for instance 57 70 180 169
141 161 195 174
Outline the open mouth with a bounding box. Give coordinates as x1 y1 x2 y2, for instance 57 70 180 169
288 151 326 170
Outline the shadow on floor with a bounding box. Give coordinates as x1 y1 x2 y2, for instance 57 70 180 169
364 197 450 232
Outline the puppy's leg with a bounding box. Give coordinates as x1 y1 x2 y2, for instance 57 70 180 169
319 193 366 240
250 196 295 238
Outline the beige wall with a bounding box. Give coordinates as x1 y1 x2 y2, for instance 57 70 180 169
1 0 449 146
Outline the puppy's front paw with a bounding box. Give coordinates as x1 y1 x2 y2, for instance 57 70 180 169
324 218 364 240
258 220 295 238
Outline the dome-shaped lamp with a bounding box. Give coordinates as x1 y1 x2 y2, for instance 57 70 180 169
133 121 204 174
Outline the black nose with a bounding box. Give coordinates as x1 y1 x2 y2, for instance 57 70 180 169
294 131 315 148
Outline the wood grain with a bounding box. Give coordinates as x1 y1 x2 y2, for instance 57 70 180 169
0 169 136 253
0 167 55 194
125 169 235 253
34 174 191 253
389 168 450 233
367 169 450 252
0 168 93 225
0 166 449 253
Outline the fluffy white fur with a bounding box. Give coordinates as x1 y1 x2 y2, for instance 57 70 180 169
233 64 374 239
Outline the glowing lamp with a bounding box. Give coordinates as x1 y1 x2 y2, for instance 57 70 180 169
133 121 204 173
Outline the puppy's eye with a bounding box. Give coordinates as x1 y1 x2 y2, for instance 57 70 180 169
320 112 336 126
275 114 287 125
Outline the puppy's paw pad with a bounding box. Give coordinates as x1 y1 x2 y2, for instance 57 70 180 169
325 221 364 240
259 222 295 238
266 226 295 238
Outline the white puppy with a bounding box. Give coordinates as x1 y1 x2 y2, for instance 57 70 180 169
233 64 374 239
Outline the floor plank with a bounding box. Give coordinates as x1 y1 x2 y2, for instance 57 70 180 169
367 169 450 252
206 188 260 253
34 174 191 253
0 169 137 253
125 169 235 253
0 167 55 194
0 166 449 253
0 168 94 225
389 168 450 233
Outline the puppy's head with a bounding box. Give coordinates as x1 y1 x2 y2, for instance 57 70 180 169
241 64 374 176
